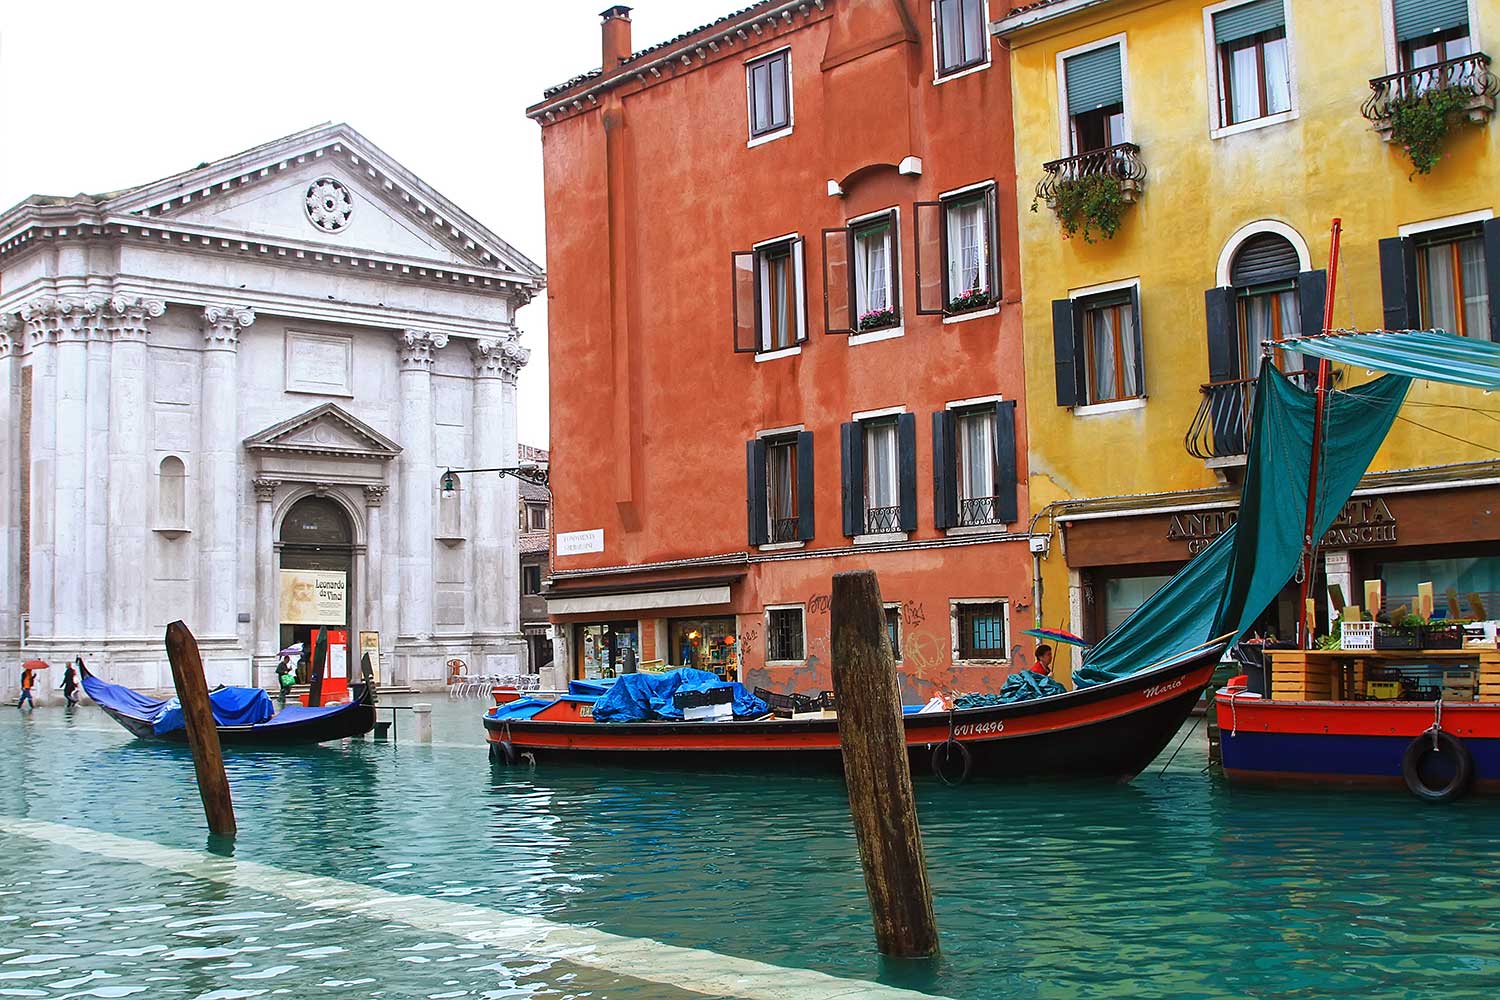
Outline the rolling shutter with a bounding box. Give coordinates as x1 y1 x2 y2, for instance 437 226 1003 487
840 421 865 537
1378 236 1419 332
746 439 768 546
897 413 918 533
1229 233 1300 286
796 431 816 541
1213 0 1285 44
992 400 1019 525
931 411 956 530
1064 43 1123 116
1394 0 1469 42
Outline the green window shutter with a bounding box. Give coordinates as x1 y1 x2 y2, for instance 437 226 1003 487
1212 0 1285 44
1394 0 1469 42
1064 43 1123 116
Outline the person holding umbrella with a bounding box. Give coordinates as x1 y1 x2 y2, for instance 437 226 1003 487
16 659 44 711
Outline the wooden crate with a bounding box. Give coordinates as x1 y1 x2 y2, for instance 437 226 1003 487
1270 651 1334 702
1480 650 1500 703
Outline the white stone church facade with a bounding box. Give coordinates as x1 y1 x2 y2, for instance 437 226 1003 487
0 123 544 696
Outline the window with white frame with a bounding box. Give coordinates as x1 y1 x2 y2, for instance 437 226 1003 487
1416 224 1490 336
955 600 1008 660
1393 0 1474 73
732 236 807 354
766 606 805 661
934 0 989 78
954 406 1000 525
1062 41 1126 154
864 417 900 532
747 49 792 139
1208 0 1293 129
852 212 899 331
767 434 801 542
1082 291 1143 403
912 185 998 316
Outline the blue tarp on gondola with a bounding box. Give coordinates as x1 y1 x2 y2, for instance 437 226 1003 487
83 671 280 734
591 668 768 722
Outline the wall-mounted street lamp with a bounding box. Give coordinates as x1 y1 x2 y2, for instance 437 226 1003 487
439 461 550 498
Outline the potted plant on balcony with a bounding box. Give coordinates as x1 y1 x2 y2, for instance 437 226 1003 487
947 285 993 315
1386 82 1487 176
858 306 899 331
1032 173 1127 244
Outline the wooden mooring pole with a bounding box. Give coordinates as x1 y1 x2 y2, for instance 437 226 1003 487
830 570 939 958
164 620 237 837
308 627 328 708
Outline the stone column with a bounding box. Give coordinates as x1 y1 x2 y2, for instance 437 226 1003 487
0 316 15 634
397 330 445 641
18 299 59 640
253 478 280 660
363 484 388 651
105 296 164 640
469 338 527 639
52 298 99 640
198 306 255 639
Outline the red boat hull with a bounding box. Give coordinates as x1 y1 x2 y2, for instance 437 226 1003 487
484 647 1222 782
1216 690 1500 793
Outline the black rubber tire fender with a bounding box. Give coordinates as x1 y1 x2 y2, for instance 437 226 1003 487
931 739 973 786
1401 729 1473 803
489 739 518 766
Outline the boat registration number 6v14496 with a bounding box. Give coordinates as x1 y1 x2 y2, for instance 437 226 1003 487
953 721 1005 737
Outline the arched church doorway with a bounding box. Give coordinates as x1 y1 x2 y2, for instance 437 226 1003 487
279 495 355 682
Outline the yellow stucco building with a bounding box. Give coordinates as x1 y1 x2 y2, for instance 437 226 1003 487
993 0 1500 678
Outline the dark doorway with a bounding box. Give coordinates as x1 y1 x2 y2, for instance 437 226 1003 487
279 495 355 681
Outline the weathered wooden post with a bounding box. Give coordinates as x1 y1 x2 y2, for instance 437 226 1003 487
164 620 237 837
829 570 939 958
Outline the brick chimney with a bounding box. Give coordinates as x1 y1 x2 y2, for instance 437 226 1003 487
601 6 634 73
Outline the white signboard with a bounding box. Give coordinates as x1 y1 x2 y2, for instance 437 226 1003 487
556 529 605 556
279 569 348 625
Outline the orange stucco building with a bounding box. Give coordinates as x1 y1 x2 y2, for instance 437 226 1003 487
532 0 1037 699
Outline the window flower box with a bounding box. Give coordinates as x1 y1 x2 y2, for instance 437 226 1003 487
858 307 899 331
947 287 994 314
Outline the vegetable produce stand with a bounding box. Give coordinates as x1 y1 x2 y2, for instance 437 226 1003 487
1266 647 1500 702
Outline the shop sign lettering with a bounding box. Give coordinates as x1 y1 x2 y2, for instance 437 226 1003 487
557 528 605 556
1168 498 1397 554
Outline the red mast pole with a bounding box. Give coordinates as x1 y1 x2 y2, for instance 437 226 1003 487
1297 218 1341 648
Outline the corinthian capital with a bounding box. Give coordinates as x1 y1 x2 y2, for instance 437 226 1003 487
201 304 256 350
472 336 529 383
20 295 106 344
399 329 449 370
0 313 17 358
105 295 166 343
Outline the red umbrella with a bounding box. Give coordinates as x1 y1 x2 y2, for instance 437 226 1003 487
22 659 49 671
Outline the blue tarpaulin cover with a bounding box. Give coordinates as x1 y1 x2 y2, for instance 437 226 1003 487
591 668 769 722
568 678 612 697
81 671 345 734
487 697 553 721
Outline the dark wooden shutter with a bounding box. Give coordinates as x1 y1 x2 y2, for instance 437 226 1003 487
840 422 865 537
931 411 956 530
1297 269 1328 341
914 201 946 314
1485 219 1500 342
1379 236 1418 332
985 185 1002 298
823 228 853 333
897 412 918 533
1052 298 1078 406
746 439 768 546
1204 287 1240 381
1128 284 1145 397
732 251 759 353
992 400 1019 525
793 237 809 345
796 430 815 541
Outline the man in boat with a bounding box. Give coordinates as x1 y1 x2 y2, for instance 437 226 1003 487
1031 644 1055 678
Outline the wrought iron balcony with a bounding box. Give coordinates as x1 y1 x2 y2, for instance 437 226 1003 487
1185 378 1255 461
957 496 1006 527
864 505 901 533
1035 142 1147 207
1361 52 1498 136
770 516 800 544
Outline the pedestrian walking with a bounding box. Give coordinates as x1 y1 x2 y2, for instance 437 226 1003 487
276 655 295 708
61 658 82 706
16 662 38 710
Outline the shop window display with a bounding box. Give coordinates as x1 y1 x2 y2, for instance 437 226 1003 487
669 616 740 679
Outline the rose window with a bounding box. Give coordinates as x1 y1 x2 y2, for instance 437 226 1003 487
305 177 353 233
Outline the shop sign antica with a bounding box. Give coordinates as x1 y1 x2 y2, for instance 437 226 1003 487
1167 497 1398 555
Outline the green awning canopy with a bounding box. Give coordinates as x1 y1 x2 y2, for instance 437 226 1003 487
1278 330 1500 389
1394 0 1469 43
1213 0 1285 44
1064 43 1123 116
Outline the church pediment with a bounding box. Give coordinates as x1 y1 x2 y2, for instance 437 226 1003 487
245 403 401 461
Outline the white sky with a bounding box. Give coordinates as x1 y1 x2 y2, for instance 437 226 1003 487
0 0 715 448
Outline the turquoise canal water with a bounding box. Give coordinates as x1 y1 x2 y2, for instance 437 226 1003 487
2 699 1499 999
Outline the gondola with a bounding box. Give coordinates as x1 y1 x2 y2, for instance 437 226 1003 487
483 642 1224 783
81 664 377 746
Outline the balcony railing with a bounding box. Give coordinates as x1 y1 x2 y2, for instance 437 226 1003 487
957 496 1006 527
864 505 901 533
1185 378 1255 461
1035 142 1147 207
770 516 800 544
1361 52 1498 131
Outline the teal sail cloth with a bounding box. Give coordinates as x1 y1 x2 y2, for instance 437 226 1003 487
1073 368 1410 687
1279 330 1500 389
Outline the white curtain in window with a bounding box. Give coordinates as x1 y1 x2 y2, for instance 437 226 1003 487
768 443 796 520
956 411 994 502
1461 238 1489 336
1242 294 1273 378
1118 304 1140 397
854 226 890 316
1229 44 1260 123
1263 35 1291 114
759 248 794 350
945 199 988 296
865 421 898 509
1424 246 1459 334
1089 307 1118 402
1276 288 1301 373
938 0 965 69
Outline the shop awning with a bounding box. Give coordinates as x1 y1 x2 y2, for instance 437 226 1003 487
544 573 741 617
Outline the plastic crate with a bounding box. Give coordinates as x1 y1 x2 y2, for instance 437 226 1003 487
1374 625 1422 650
673 686 733 711
1421 623 1466 649
1340 621 1376 650
1366 680 1403 700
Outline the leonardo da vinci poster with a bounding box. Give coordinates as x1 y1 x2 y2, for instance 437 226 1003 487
279 569 348 625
